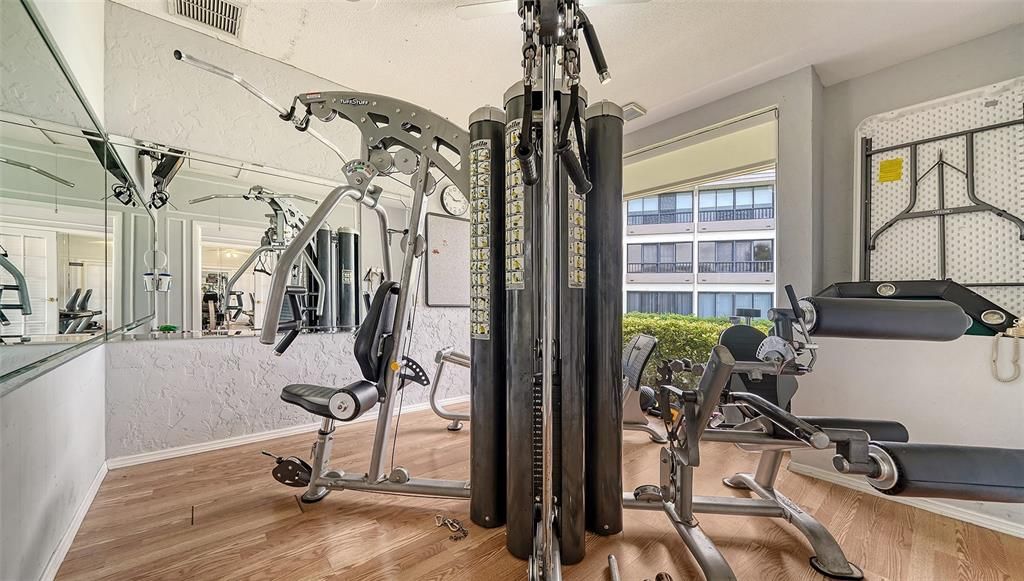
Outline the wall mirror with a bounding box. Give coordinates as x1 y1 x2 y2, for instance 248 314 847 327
105 138 408 338
0 0 152 384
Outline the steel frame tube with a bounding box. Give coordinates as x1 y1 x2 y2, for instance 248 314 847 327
372 204 393 282
223 245 274 313
367 162 432 482
315 473 472 499
302 417 336 502
298 250 326 317
664 504 737 581
539 44 558 578
430 348 471 426
727 473 860 577
623 494 788 518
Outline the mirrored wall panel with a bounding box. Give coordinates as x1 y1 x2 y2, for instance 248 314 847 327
107 139 407 339
0 0 153 383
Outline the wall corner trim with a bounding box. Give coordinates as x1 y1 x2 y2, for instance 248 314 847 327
40 462 109 581
787 461 1024 539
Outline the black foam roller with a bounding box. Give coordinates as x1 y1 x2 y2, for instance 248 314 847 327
805 297 970 341
871 442 1024 503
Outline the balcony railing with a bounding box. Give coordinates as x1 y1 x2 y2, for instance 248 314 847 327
626 262 694 274
697 207 774 222
698 261 773 274
627 210 693 225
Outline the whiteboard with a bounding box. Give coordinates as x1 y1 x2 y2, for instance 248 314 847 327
425 213 470 307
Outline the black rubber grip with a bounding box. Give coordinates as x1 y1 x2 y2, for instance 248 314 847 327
578 11 609 80
517 144 540 186
804 297 969 341
872 442 1024 503
557 143 592 194
274 328 300 356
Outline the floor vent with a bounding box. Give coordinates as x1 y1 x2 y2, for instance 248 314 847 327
622 102 647 122
168 0 245 38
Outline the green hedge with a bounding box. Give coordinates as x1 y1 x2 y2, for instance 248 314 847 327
622 313 772 385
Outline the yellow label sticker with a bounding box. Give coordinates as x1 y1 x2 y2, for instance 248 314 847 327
878 158 903 183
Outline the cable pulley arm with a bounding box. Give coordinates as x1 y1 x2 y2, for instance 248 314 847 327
173 50 347 163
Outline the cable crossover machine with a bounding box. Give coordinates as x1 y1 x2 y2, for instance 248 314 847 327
179 3 1024 580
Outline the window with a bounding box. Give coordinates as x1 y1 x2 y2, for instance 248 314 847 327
642 197 658 214
626 243 693 273
753 240 773 262
754 186 773 208
697 240 774 272
627 291 693 315
735 188 753 208
697 186 775 221
697 292 774 318
626 192 694 225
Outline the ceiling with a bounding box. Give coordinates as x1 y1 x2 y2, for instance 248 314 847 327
111 0 1023 132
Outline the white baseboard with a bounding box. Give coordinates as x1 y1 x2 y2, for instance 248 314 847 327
40 462 108 581
106 396 470 469
787 461 1024 539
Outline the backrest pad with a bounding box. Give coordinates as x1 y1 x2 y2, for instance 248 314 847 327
354 281 400 383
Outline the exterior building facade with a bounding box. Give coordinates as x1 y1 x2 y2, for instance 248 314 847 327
623 168 776 318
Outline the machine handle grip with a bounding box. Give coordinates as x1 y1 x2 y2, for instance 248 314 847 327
517 143 540 186
785 284 803 322
803 297 969 341
273 328 300 356
557 143 592 194
577 10 610 83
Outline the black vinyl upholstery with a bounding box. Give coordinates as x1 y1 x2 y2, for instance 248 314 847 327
354 282 399 383
872 442 1024 503
280 282 398 420
281 380 376 419
804 297 970 341
622 334 658 393
719 325 789 409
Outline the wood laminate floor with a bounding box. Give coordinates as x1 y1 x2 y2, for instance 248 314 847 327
58 404 1023 580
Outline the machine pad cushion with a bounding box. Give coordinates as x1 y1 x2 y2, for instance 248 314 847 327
281 380 377 419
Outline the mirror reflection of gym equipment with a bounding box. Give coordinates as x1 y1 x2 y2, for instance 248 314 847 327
3 1 1023 581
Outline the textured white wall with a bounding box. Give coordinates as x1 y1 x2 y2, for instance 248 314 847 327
0 345 106 581
104 2 361 183
790 335 1024 529
105 299 470 459
33 0 105 124
0 1 96 130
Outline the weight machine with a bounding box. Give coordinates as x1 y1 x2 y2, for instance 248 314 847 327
189 186 366 332
627 287 1024 580
0 251 32 344
197 2 1023 579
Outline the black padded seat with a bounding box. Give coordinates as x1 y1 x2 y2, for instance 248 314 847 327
279 283 398 421
281 380 376 419
800 416 910 443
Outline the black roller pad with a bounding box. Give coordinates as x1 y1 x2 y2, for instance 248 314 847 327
806 297 970 341
801 417 909 443
872 442 1024 503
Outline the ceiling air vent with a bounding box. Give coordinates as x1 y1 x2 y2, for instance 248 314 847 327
622 102 647 122
169 0 245 38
